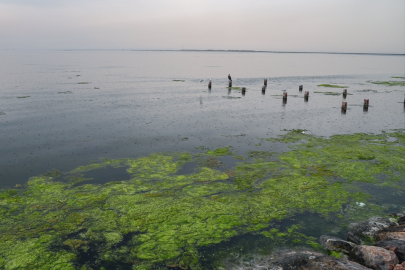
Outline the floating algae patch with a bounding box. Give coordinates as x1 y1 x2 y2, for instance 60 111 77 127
317 84 347 88
392 76 405 79
314 91 341 96
1 131 405 269
356 89 378 93
172 80 185 82
369 80 405 86
77 82 91 84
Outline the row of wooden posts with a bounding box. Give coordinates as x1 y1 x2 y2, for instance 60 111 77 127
207 78 397 109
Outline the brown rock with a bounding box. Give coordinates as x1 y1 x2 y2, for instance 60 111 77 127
349 245 399 270
376 225 405 242
394 262 405 270
374 240 405 263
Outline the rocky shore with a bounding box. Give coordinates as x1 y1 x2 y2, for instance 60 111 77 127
230 214 405 270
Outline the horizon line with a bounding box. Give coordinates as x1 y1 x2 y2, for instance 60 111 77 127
1 48 404 56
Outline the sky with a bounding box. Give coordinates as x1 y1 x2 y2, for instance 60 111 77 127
0 0 404 53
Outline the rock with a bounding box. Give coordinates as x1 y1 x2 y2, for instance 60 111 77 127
394 262 405 270
347 217 398 245
269 251 371 270
320 235 356 254
349 245 399 270
374 240 405 263
375 225 405 242
398 217 405 226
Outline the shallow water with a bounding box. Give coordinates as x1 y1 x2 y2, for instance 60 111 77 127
1 50 404 187
0 51 404 269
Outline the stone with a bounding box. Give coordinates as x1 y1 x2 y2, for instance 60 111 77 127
394 262 405 270
375 225 405 242
320 235 356 254
398 217 405 226
347 217 398 245
349 245 399 270
268 251 371 270
374 240 405 263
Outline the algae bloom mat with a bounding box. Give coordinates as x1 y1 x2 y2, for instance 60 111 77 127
1 130 405 269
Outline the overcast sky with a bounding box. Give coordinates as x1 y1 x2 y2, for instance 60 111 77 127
0 0 404 53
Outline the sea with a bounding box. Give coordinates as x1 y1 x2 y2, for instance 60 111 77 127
0 50 404 268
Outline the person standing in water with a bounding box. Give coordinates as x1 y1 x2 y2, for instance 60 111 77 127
228 74 232 81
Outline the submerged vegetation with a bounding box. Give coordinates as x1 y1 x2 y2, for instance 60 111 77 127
317 84 347 88
369 80 405 86
314 91 340 96
1 131 405 269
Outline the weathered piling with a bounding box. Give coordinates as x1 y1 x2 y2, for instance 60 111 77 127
282 98 287 105
262 85 266 93
304 91 309 97
208 80 211 88
341 107 347 114
283 92 287 99
364 99 369 106
299 85 303 91
228 80 232 87
342 101 347 108
241 87 246 95
343 89 347 98
264 79 267 86
304 96 309 102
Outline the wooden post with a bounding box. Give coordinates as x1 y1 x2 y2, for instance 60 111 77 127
241 87 246 95
343 89 347 98
264 79 267 86
228 80 232 87
299 85 303 91
208 80 211 88
342 102 347 108
283 92 287 99
304 96 309 102
364 99 369 106
304 91 309 97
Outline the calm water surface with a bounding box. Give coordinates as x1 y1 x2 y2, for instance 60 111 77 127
1 50 405 268
0 50 404 187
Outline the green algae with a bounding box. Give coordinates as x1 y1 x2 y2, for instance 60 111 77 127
317 84 347 88
172 80 185 82
314 91 341 96
1 131 405 269
370 80 405 86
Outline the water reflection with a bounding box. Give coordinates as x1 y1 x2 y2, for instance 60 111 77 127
282 98 287 105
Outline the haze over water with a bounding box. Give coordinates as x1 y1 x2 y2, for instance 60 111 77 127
0 50 404 187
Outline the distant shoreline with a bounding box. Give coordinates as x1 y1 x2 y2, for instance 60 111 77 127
1 49 404 56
